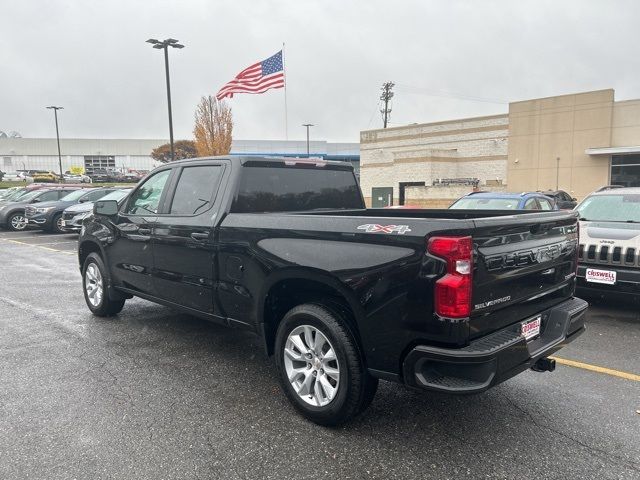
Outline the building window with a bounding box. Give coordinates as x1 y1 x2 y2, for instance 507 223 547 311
611 155 640 187
84 155 115 174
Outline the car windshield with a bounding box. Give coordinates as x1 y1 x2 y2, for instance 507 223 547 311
576 194 640 222
0 189 19 200
11 190 42 202
450 197 520 210
59 190 87 201
100 189 131 201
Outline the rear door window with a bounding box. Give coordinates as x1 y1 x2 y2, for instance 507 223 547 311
169 166 224 215
537 197 553 210
523 198 540 210
37 191 60 202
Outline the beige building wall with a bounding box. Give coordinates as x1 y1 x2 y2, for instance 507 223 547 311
360 114 509 206
612 99 640 146
507 89 614 200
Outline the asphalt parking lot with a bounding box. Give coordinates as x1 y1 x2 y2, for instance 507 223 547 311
0 229 638 480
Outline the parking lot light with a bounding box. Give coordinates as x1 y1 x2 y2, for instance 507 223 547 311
45 106 64 181
146 38 185 162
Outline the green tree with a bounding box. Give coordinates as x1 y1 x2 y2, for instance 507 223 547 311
150 139 198 163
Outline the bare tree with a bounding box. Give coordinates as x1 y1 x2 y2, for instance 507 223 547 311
193 96 233 156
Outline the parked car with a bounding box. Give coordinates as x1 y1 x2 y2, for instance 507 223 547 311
575 186 640 302
24 187 113 233
88 169 123 183
79 156 586 425
31 171 61 183
449 191 557 210
539 190 577 210
0 187 80 231
61 188 132 232
63 173 92 184
0 183 89 207
1 172 33 183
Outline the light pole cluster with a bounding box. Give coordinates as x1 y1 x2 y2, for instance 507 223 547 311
146 38 185 161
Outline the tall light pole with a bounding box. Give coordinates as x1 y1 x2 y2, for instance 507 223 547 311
302 124 314 157
146 38 184 161
46 106 64 179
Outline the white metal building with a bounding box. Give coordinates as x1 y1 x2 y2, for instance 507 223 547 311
0 138 360 175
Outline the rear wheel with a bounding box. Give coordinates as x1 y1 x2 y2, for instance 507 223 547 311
275 303 378 426
7 212 27 231
82 253 125 316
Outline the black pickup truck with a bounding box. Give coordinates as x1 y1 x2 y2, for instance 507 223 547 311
78 156 587 425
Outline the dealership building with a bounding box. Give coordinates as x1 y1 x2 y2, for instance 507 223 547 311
0 138 360 176
360 89 640 207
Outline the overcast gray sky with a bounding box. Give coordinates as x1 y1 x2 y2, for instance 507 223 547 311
2 0 639 143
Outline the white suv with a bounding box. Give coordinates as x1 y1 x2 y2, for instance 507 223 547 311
576 186 640 301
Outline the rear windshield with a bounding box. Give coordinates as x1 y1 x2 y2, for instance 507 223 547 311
450 197 519 210
577 194 640 222
231 166 363 213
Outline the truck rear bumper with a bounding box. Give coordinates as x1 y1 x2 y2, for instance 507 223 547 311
402 297 588 394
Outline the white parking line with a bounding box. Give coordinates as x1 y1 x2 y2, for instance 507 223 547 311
0 234 69 240
28 241 78 246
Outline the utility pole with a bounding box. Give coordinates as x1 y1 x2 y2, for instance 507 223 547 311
380 81 395 129
556 157 560 190
146 38 185 161
46 106 64 180
302 124 314 157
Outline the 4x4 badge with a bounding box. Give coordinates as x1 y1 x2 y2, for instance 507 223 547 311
357 224 412 235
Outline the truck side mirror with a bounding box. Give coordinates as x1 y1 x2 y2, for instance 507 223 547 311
94 199 118 216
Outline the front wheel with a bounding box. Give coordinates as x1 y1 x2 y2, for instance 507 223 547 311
82 253 125 316
7 212 28 231
50 213 65 233
275 303 378 426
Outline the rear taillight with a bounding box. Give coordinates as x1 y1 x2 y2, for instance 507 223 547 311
427 236 473 318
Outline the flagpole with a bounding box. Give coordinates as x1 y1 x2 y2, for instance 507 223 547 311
282 42 289 140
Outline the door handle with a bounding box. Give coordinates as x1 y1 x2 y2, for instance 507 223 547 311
191 232 210 241
138 227 152 235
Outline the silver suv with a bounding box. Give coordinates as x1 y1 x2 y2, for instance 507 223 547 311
576 186 640 301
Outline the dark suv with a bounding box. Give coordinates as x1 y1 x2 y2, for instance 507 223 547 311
25 188 114 233
0 188 79 231
539 190 577 210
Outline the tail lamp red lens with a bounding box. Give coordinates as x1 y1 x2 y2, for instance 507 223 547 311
427 236 473 318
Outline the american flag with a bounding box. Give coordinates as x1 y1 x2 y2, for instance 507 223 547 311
216 50 285 100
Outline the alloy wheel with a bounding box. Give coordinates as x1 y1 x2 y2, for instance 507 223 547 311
283 325 340 407
10 214 27 231
85 263 104 307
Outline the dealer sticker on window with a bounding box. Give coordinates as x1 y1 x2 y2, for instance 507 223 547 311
521 316 541 341
585 268 616 285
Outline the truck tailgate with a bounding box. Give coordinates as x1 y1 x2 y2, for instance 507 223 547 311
469 211 579 339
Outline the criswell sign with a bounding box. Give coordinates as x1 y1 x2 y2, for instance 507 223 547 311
357 224 412 235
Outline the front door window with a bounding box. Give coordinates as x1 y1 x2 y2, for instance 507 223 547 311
124 170 171 215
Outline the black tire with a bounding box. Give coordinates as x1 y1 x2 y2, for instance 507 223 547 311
275 303 378 426
50 213 64 233
7 211 28 231
82 253 125 316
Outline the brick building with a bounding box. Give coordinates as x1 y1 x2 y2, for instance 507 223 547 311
360 89 640 208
